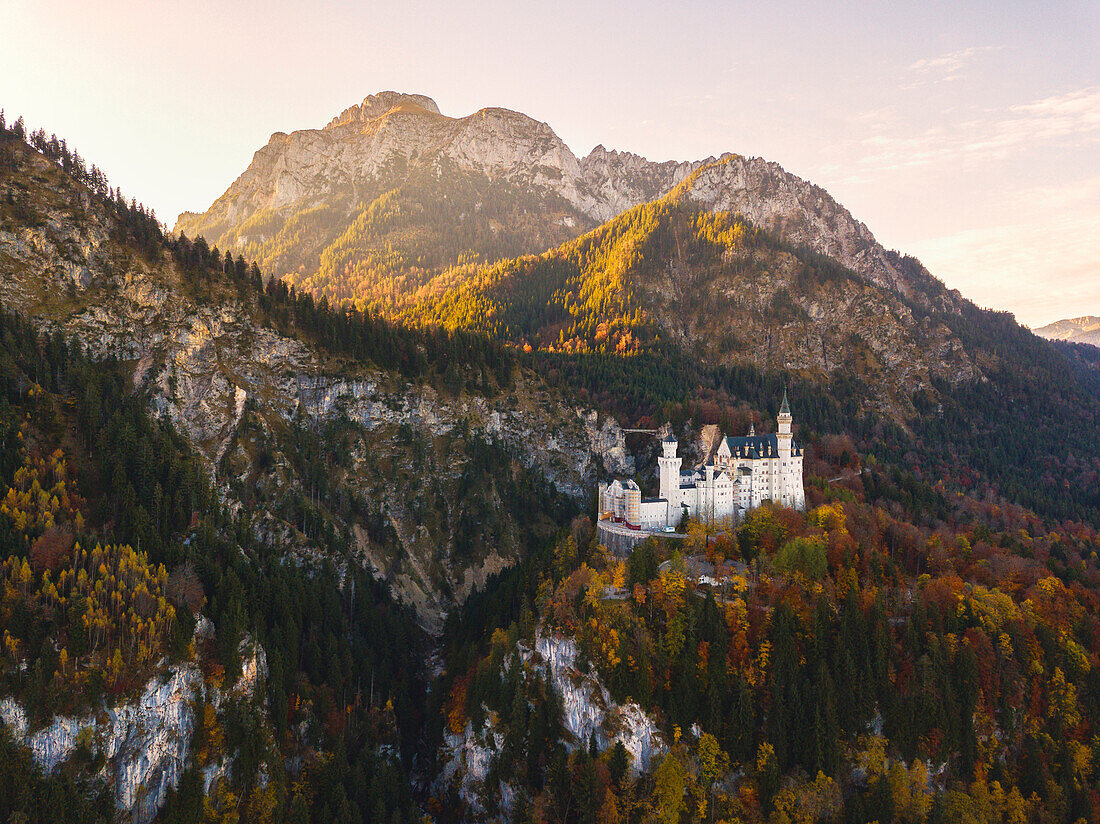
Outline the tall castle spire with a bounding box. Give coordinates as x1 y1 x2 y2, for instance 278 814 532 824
777 389 793 457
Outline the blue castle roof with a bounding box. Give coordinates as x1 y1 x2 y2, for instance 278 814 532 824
723 434 802 458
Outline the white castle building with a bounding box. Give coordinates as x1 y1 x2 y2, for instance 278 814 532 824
599 393 805 530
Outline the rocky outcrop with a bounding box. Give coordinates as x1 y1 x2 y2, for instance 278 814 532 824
677 156 947 301
632 218 981 398
577 144 698 222
581 410 634 478
292 376 628 499
1 665 203 824
438 720 501 816
181 94 588 232
527 634 664 772
325 91 442 128
0 630 270 824
436 632 665 818
234 636 269 700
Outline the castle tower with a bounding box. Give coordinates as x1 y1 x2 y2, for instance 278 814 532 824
658 435 681 506
777 389 793 459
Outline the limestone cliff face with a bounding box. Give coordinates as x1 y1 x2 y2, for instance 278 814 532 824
1 667 202 824
677 157 956 303
180 93 590 239
325 91 442 128
577 144 698 221
631 209 979 399
435 631 664 817
0 640 268 824
527 634 664 771
175 91 955 311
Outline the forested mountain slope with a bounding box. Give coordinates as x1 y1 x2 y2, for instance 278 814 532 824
430 483 1100 823
0 301 426 824
174 92 602 314
5 99 1100 824
0 122 624 626
169 92 1100 525
413 189 977 397
0 107 626 823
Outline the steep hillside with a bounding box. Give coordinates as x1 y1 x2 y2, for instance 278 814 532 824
413 190 977 403
0 306 424 824
175 92 601 314
6 103 1100 824
430 486 1100 823
1036 315 1100 347
0 127 629 626
176 91 956 315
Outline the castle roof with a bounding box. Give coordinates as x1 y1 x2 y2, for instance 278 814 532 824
662 434 678 443
723 434 802 458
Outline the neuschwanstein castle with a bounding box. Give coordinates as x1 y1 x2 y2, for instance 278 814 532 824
599 393 805 531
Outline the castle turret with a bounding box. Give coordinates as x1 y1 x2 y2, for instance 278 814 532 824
777 389 793 459
624 481 641 529
658 434 681 506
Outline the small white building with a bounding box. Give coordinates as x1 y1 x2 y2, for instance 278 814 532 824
599 393 805 531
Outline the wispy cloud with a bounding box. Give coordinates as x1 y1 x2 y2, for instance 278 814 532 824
999 86 1100 142
837 85 1100 179
908 45 1003 77
901 45 1005 90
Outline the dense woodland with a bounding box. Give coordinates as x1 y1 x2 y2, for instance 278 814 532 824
169 229 518 391
0 308 424 823
4 111 1100 824
8 107 1097 523
436 477 1100 822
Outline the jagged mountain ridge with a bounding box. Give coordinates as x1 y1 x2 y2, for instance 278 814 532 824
176 91 953 312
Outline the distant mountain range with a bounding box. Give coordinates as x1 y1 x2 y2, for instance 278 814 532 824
1035 315 1100 346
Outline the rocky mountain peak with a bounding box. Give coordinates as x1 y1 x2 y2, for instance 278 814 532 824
324 91 441 129
176 91 962 315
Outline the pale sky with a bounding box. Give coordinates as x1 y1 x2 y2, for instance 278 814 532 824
2 0 1097 327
